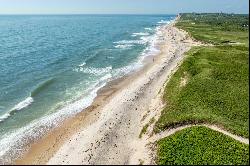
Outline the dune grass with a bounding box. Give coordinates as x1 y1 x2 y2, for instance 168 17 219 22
155 45 249 137
156 126 249 165
139 117 155 138
154 13 249 138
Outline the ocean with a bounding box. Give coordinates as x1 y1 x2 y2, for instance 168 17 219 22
0 14 175 162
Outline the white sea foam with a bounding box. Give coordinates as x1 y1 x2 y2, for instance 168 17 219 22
112 32 160 77
114 35 153 49
113 62 143 77
144 27 152 31
79 62 86 67
74 66 112 76
158 20 171 24
112 29 162 77
0 113 11 123
141 35 154 43
137 21 165 63
0 79 108 164
113 40 146 45
100 73 112 81
0 97 34 123
114 44 133 49
113 37 151 48
11 97 34 111
131 32 150 37
113 19 165 77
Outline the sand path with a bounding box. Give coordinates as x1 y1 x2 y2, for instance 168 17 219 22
149 124 249 145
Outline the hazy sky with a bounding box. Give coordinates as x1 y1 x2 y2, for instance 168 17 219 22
0 0 249 14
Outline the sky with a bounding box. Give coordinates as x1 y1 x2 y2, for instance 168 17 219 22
0 0 248 14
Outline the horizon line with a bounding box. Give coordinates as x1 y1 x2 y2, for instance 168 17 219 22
0 13 177 15
0 12 248 15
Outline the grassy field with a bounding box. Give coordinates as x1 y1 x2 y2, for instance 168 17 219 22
156 126 249 165
154 13 249 138
176 13 249 45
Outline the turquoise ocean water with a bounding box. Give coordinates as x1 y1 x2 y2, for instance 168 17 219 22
0 14 174 162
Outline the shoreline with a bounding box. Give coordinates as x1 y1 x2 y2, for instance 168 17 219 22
13 19 168 165
14 57 155 165
15 15 199 165
0 17 165 165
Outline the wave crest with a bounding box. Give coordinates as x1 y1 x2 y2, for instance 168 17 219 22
158 20 171 24
74 66 113 76
131 32 150 37
113 40 145 45
79 62 86 67
144 27 152 31
0 97 34 123
0 78 55 123
114 44 133 49
31 78 54 97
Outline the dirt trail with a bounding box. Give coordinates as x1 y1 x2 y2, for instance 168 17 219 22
149 124 249 145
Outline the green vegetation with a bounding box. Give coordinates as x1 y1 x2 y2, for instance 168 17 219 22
156 126 249 165
155 13 249 137
139 117 155 138
176 13 249 45
155 45 249 137
138 159 144 165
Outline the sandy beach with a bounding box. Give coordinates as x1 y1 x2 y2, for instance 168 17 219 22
15 16 199 165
